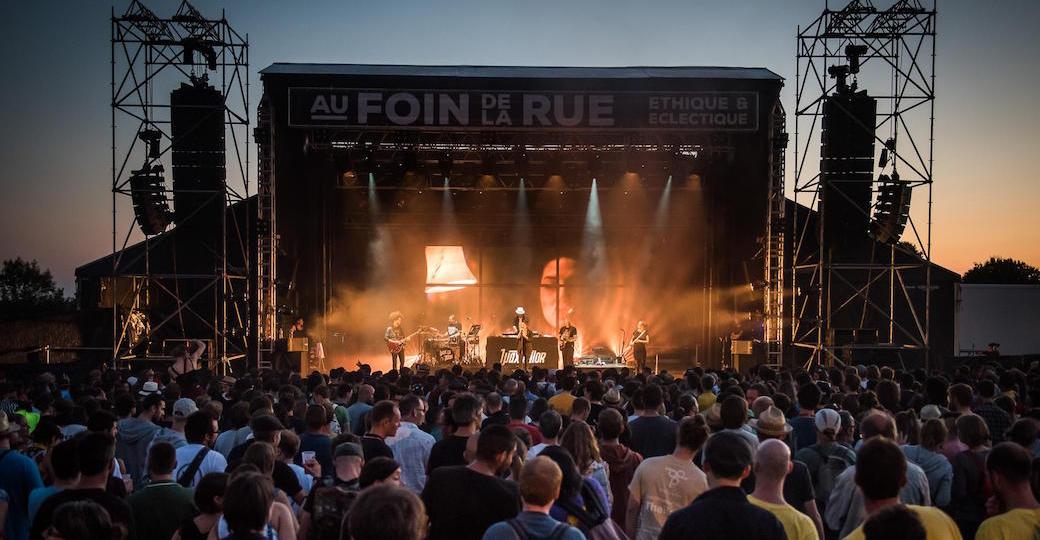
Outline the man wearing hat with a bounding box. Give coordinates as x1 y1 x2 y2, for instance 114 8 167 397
512 307 532 370
298 441 364 540
0 410 44 540
149 398 198 450
793 408 857 520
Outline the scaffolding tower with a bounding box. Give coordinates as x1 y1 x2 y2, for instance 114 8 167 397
110 0 250 369
791 0 936 368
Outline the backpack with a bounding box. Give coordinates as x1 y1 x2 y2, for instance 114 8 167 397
506 518 569 540
810 445 853 507
556 480 629 540
310 485 358 540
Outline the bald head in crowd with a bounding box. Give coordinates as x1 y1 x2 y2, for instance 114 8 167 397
860 411 897 440
358 384 375 404
754 438 792 481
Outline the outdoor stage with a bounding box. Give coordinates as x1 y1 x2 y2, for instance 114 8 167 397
256 64 786 372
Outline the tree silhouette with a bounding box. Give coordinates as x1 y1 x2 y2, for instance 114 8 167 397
962 257 1040 285
0 258 71 320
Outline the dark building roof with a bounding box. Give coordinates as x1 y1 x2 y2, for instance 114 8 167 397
260 63 783 81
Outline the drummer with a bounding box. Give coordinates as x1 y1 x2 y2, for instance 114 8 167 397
446 314 463 338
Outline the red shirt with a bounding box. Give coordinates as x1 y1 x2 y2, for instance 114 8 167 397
507 419 542 445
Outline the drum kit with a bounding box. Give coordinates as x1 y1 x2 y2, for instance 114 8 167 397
420 324 483 366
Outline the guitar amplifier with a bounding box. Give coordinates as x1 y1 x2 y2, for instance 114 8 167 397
287 337 309 352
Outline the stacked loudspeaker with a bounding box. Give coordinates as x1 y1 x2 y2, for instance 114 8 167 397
129 164 172 236
872 172 911 244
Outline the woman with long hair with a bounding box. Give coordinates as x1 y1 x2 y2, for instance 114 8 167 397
559 421 611 503
172 473 227 540
539 446 613 534
43 500 125 540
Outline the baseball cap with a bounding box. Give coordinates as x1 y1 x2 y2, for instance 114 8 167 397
920 404 942 421
815 408 841 434
334 442 364 459
173 397 199 418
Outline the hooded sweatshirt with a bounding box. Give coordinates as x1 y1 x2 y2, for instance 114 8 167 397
600 442 644 528
902 444 952 507
117 417 161 480
149 427 187 451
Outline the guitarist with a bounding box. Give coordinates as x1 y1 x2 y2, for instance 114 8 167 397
630 320 650 373
385 311 407 371
558 315 578 367
512 307 533 370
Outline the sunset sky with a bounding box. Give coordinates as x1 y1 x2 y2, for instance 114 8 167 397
1 0 1038 292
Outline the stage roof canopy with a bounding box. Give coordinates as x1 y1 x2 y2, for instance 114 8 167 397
260 63 783 81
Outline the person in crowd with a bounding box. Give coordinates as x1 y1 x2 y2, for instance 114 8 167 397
28 439 77 522
298 442 363 540
226 414 308 505
629 384 678 459
214 402 252 458
358 456 402 488
221 470 276 540
277 430 314 497
171 472 227 540
150 397 197 450
825 412 932 539
791 383 822 451
794 408 857 518
527 410 562 459
627 415 710 540
348 484 428 540
422 424 521 540
538 445 611 535
745 405 824 539
748 439 818 540
548 375 578 416
597 407 642 529
569 398 591 426
974 379 1011 445
31 432 133 540
238 443 298 539
861 504 927 540
483 393 510 428
560 421 610 501
658 431 786 540
126 442 195 540
948 413 994 538
506 396 542 446
173 411 227 488
0 410 44 540
346 384 375 436
975 442 1040 540
901 418 953 507
43 500 126 540
387 394 435 492
482 456 585 540
115 393 163 482
299 404 335 478
840 437 960 540
362 400 401 461
428 393 481 472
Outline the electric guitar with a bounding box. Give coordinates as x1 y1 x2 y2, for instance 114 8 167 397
385 327 433 354
618 329 648 359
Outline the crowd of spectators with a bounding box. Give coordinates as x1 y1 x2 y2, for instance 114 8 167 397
0 358 1037 540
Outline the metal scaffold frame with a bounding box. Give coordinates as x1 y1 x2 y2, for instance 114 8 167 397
110 0 250 369
791 0 936 367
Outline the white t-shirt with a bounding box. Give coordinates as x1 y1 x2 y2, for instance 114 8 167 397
628 454 708 540
173 443 228 488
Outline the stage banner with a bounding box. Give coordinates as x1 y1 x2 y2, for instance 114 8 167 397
288 88 759 132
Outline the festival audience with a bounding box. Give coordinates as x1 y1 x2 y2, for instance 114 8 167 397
1 353 1039 540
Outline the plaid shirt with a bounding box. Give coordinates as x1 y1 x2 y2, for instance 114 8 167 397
973 402 1011 444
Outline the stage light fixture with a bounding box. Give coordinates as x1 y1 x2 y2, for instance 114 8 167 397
586 151 602 179
878 137 895 168
396 148 419 174
845 44 869 74
514 146 530 179
137 129 162 160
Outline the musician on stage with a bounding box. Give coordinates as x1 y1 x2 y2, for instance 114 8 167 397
512 307 533 370
446 314 462 337
385 311 406 371
630 320 650 373
558 316 578 367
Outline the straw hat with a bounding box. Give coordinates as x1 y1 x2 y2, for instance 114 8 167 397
750 406 793 437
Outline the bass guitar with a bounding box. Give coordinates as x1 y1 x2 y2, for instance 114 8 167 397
559 328 576 351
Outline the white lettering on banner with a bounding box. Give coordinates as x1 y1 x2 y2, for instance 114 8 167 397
554 95 583 127
423 94 435 125
523 94 552 126
386 93 421 125
310 95 329 114
440 94 468 125
588 95 614 126
357 92 382 123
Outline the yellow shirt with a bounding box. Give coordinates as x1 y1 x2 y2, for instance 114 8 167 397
548 392 576 416
975 508 1040 540
748 495 818 540
843 505 962 540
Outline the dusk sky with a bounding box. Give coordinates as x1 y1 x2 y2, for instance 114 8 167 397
1 0 1038 292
